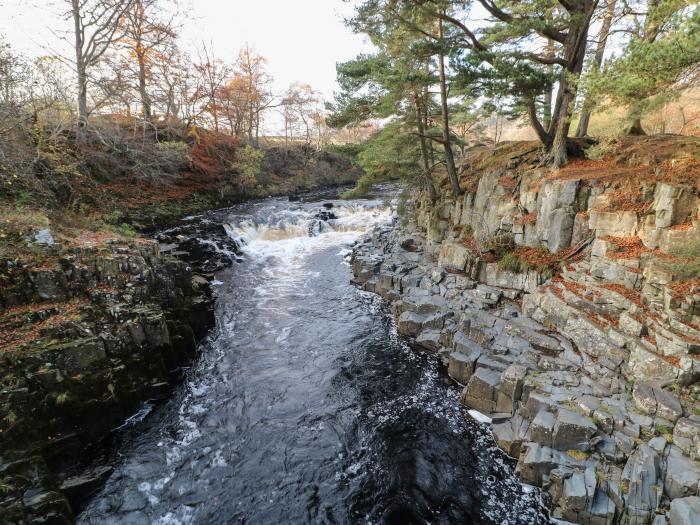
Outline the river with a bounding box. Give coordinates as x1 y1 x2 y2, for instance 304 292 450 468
77 193 549 525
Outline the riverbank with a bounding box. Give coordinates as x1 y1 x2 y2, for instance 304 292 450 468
0 136 362 523
350 135 700 525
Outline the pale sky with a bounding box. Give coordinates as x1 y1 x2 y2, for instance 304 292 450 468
0 0 373 131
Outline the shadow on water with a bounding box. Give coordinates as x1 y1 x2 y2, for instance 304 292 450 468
77 195 550 525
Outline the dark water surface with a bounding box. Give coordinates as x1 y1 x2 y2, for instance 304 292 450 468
78 196 549 525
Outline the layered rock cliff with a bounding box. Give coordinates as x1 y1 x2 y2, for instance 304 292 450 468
0 237 215 523
351 136 700 525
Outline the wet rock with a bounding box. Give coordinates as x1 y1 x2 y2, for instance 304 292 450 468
314 209 337 222
669 496 700 525
448 351 479 385
396 311 425 337
60 466 114 510
460 367 501 413
22 489 73 523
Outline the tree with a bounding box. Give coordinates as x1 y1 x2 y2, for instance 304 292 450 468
194 42 230 133
429 0 600 167
67 0 133 134
218 74 249 138
589 1 700 135
121 0 178 124
282 82 320 143
576 0 617 137
236 45 274 145
0 40 32 135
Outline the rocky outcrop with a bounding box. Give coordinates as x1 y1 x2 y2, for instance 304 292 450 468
350 139 700 524
0 238 215 523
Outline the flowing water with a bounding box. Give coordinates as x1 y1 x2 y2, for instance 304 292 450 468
78 194 550 525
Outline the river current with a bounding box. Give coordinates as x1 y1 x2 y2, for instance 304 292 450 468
78 194 550 525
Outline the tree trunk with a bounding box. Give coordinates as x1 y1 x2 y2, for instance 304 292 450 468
137 51 152 123
543 39 554 132
414 95 436 201
72 0 88 137
547 3 593 168
623 116 646 135
576 0 616 137
620 0 662 136
438 17 460 197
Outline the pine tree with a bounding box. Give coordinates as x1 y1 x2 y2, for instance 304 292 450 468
588 1 700 135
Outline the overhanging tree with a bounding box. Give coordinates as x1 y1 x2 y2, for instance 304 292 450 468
417 0 600 167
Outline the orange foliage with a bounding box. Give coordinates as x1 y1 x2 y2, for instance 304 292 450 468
0 299 89 353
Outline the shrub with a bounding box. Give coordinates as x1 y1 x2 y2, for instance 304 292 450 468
498 252 529 273
483 233 516 257
234 145 265 187
585 137 618 160
326 142 365 160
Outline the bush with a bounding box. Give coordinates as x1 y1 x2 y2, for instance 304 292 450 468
341 173 379 199
483 233 516 257
234 145 265 187
498 252 529 273
325 142 364 160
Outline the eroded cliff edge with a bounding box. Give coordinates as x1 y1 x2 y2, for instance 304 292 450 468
351 136 700 525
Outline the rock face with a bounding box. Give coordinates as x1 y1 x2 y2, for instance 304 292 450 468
350 153 700 525
0 238 215 523
669 497 700 525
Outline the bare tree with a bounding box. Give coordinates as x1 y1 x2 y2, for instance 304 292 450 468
67 0 133 135
283 82 320 143
237 45 275 145
194 41 230 133
121 0 178 124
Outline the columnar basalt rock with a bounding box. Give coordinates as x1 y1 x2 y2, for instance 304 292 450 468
350 142 700 524
0 239 215 523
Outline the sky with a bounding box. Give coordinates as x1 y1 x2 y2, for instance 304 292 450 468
0 0 373 131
